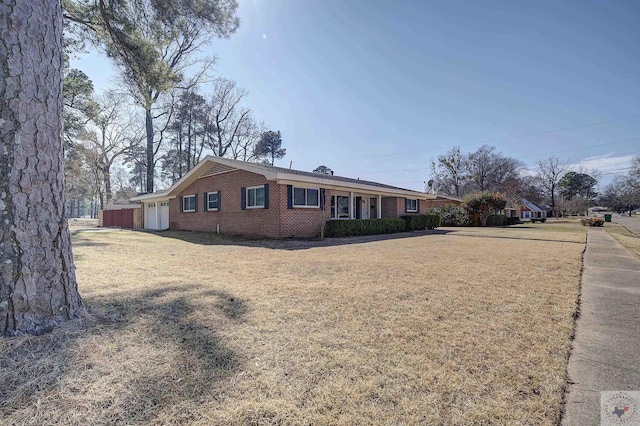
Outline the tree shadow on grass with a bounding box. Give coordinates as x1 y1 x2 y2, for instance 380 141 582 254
0 285 247 424
148 228 453 251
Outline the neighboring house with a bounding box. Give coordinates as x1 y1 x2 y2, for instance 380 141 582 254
519 198 547 221
130 156 438 237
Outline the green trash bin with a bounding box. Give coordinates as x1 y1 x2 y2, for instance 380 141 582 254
604 214 612 222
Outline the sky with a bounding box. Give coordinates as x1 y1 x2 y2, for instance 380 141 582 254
71 0 640 191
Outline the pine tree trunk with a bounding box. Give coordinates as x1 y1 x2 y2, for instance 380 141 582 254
145 108 154 193
0 0 84 336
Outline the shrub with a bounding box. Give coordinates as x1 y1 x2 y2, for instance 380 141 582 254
324 218 406 237
429 204 470 226
463 191 507 226
581 217 604 227
506 217 520 225
425 214 441 230
400 215 427 231
486 215 507 226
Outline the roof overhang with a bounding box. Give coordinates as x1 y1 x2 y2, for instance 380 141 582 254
130 156 437 201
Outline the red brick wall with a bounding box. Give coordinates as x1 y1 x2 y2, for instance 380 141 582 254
169 170 331 238
278 186 332 238
381 197 398 218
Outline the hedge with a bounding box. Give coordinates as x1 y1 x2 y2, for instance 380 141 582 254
400 215 426 231
425 214 441 230
506 217 520 225
324 218 406 237
400 214 442 231
486 215 507 227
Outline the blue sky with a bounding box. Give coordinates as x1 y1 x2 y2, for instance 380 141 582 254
71 0 640 190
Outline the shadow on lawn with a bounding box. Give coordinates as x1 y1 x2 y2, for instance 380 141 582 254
0 285 246 424
148 228 453 250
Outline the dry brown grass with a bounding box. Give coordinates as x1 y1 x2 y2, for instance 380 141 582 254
1 223 585 425
605 222 640 259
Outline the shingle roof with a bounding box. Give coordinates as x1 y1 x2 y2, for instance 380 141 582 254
520 198 544 212
219 157 423 193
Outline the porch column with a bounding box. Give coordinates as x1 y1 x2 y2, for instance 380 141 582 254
349 192 354 219
377 195 382 218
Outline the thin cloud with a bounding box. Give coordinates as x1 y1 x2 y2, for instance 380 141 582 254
569 153 635 174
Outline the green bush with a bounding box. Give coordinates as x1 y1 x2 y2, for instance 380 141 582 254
425 214 441 230
486 215 507 226
506 217 520 225
400 215 427 231
324 218 406 237
428 204 470 226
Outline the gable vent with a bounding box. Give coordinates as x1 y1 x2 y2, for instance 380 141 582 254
199 163 237 178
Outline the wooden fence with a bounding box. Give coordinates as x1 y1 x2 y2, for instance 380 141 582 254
100 208 143 229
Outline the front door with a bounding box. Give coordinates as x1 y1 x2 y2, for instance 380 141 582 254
370 198 377 218
355 197 362 219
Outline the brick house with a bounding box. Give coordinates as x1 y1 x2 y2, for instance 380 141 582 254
131 156 439 238
518 198 547 221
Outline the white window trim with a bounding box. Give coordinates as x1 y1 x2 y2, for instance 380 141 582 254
246 185 265 209
293 186 320 208
182 194 196 213
207 191 219 211
331 195 351 219
407 198 418 213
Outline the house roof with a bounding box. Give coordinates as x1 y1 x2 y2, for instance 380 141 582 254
131 156 436 201
520 198 544 212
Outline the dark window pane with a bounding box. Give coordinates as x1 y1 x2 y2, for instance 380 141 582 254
248 189 256 206
307 189 318 206
255 187 265 206
338 196 349 218
293 187 305 205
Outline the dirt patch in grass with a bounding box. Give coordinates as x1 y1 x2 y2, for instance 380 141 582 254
1 226 584 424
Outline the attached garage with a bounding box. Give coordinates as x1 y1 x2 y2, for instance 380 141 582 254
143 199 170 230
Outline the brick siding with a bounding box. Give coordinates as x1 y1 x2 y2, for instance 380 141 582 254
169 170 332 238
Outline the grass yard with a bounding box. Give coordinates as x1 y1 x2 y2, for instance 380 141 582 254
1 221 585 425
604 222 640 259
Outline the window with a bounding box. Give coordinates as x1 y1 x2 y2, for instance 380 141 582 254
207 192 219 211
293 187 319 208
406 198 418 212
331 195 350 219
148 202 156 208
247 186 265 208
182 195 196 212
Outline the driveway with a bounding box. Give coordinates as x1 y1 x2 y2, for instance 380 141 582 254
613 215 640 236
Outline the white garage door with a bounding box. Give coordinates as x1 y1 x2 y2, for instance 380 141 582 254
145 202 157 229
159 201 169 230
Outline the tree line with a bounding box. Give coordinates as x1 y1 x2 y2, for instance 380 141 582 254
430 145 640 216
62 0 286 217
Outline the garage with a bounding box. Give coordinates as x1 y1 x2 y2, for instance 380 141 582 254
143 200 170 230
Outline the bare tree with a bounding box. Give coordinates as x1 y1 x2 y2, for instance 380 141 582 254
466 145 524 192
536 156 569 218
230 115 264 162
430 147 467 197
206 78 252 158
1 0 84 335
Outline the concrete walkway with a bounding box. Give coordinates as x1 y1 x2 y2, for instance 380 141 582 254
562 228 640 425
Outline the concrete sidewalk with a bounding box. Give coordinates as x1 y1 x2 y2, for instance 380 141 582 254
562 228 640 425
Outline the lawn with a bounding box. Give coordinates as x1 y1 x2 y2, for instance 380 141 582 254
604 220 640 259
1 222 585 425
